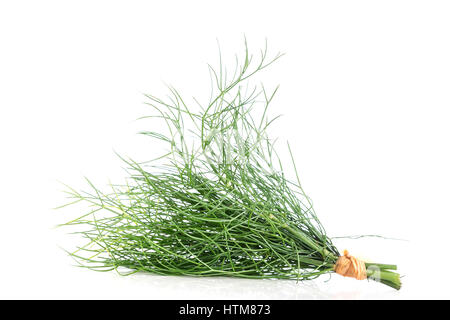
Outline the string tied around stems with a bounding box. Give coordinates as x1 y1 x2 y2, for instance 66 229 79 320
334 250 367 280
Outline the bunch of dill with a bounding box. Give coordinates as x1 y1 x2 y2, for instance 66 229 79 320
59 40 401 290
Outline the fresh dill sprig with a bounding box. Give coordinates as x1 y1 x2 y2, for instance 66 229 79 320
59 39 401 290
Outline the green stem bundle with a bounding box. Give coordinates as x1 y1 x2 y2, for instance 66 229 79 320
59 40 401 290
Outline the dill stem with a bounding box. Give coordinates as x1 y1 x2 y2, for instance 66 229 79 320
367 268 401 290
283 224 337 261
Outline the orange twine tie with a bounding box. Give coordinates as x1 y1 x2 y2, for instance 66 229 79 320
334 250 367 280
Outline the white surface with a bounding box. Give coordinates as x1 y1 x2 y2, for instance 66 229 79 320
1 1 449 299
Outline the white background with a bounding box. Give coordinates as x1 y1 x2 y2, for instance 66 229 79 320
1 1 449 299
